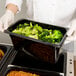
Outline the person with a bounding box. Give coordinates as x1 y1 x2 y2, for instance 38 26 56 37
0 0 21 32
0 0 76 53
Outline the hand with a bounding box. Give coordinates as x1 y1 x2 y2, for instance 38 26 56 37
0 9 14 32
64 19 76 44
64 31 76 44
67 19 76 36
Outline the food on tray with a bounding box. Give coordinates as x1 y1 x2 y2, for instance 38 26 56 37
7 71 39 76
12 22 63 44
0 49 4 60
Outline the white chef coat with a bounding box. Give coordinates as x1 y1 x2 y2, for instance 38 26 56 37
6 0 76 55
6 0 76 27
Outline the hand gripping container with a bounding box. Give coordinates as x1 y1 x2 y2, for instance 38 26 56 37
5 19 67 63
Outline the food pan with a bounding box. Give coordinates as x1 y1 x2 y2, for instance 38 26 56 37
0 44 13 70
0 49 66 76
5 19 67 63
5 50 66 73
2 65 61 76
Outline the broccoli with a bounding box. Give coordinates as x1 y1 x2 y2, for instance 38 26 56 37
29 34 38 39
12 22 63 44
34 24 43 32
31 28 38 35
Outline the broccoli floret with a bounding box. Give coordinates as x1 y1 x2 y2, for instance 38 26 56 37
22 26 32 36
31 28 38 35
30 22 33 28
29 34 38 39
53 30 63 39
24 23 29 26
52 30 63 43
12 27 24 34
34 24 43 32
39 30 49 39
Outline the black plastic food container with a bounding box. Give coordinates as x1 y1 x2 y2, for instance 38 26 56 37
5 19 67 63
0 49 67 76
5 50 66 73
3 66 61 76
0 44 13 70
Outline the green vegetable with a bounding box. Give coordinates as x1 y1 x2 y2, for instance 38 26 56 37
12 22 63 44
29 34 38 39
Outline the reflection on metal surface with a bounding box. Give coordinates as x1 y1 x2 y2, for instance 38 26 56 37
66 52 74 76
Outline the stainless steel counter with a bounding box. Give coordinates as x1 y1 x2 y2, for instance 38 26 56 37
0 32 13 46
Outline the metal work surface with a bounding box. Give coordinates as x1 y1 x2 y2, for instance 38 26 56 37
66 52 74 76
0 32 13 46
